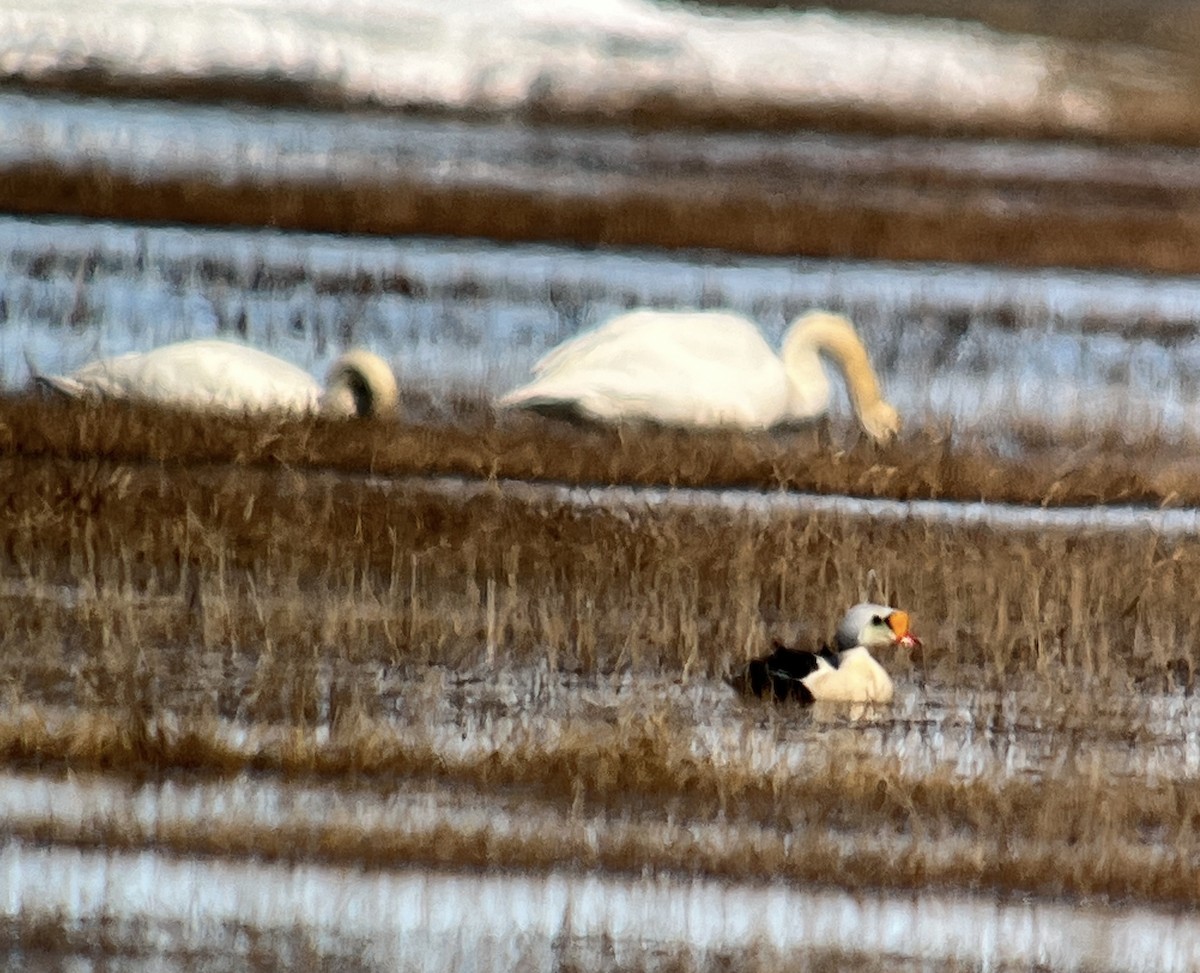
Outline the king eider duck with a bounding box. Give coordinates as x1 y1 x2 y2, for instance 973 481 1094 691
32 339 399 419
498 308 899 443
737 603 920 704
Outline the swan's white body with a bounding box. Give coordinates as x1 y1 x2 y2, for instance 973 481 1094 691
500 309 899 441
35 339 398 418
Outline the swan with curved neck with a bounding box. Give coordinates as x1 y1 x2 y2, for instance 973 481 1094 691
33 339 399 418
499 308 899 441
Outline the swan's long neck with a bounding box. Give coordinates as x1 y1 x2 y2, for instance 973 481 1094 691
323 350 399 418
781 311 886 420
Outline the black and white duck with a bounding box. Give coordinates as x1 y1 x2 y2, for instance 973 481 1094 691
737 602 920 704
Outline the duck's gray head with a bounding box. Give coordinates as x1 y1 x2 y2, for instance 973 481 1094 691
835 602 920 652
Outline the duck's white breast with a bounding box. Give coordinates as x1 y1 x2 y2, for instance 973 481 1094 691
802 647 894 703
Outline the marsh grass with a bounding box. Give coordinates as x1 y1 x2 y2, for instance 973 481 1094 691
5 394 1200 508
5 404 1200 694
5 453 1200 689
5 703 1200 904
6 399 1200 910
0 910 376 973
0 909 994 973
7 154 1200 274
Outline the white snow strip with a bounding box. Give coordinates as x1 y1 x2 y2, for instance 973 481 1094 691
0 0 1108 131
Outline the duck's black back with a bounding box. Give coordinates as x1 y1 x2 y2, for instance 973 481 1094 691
740 641 839 703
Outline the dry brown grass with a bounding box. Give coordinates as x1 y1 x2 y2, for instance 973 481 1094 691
0 909 988 973
5 397 1200 909
4 394 1198 508
6 156 1200 274
0 428 1183 710
5 705 1200 905
0 910 376 973
4 437 1200 690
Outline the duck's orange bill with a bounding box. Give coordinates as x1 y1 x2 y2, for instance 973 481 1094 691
888 610 922 647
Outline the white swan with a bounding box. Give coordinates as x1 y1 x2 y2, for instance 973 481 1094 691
32 339 399 418
738 602 921 704
499 309 899 441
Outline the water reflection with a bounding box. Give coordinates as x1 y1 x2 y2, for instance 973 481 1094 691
2 841 1196 972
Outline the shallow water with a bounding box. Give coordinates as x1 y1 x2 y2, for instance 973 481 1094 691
7 88 1197 204
3 643 1199 971
2 838 1198 973
388 471 1200 538
5 632 1198 787
6 215 1200 440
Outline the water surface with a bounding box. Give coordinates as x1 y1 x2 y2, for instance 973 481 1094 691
6 215 1200 440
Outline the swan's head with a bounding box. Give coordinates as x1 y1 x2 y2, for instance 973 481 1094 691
836 603 920 652
783 312 900 442
859 399 900 443
323 350 399 418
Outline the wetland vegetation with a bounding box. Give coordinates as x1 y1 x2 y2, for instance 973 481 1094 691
6 1 1200 965
4 397 1200 927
